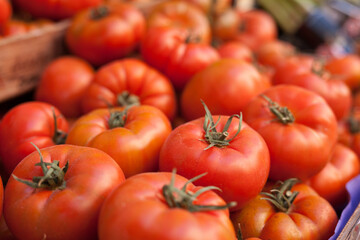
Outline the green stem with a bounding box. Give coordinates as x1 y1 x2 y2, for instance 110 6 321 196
117 91 140 108
262 95 295 124
90 6 110 20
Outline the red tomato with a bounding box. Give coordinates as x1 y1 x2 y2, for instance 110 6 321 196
0 176 3 217
273 69 352 121
325 54 360 90
12 0 102 20
337 109 360 158
217 41 253 62
0 0 11 28
80 58 177 120
1 19 53 37
147 0 212 44
98 171 237 240
141 26 220 91
307 143 360 211
231 179 338 239
213 9 277 50
66 2 146 66
35 56 95 118
180 59 271 121
0 215 14 240
255 40 296 69
159 103 270 210
243 85 338 181
66 105 172 177
4 144 125 240
0 102 69 178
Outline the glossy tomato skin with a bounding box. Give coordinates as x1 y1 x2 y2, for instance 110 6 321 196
141 27 220 91
159 115 270 211
66 105 172 178
214 9 277 50
66 2 146 66
35 56 95 118
147 0 212 44
243 85 338 181
98 172 237 240
181 59 271 121
217 41 253 62
307 143 360 211
325 54 360 90
4 144 125 240
0 0 11 28
231 183 338 240
12 0 102 20
274 71 352 121
80 58 177 120
0 102 69 178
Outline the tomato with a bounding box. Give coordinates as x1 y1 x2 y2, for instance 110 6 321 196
325 54 360 91
66 105 172 177
273 68 352 121
80 58 177 120
217 41 253 62
0 0 11 29
337 109 360 158
98 170 237 240
12 0 102 20
66 2 146 66
0 215 14 240
231 179 338 240
306 143 360 211
4 144 125 240
0 102 69 178
1 19 53 37
141 26 219 91
0 176 3 217
213 9 277 50
35 56 95 118
243 85 338 181
147 0 211 44
159 102 270 210
180 58 271 121
182 0 232 16
255 40 296 69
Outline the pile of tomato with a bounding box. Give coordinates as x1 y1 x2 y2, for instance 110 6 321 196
1 0 360 239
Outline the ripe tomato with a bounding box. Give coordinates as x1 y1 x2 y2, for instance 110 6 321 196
325 54 360 90
182 0 231 16
213 9 277 50
12 0 102 20
0 215 14 240
231 179 338 240
80 58 177 120
217 41 253 62
66 2 146 66
159 103 270 210
66 105 172 177
273 68 352 121
180 58 271 121
4 144 125 240
35 56 95 118
1 19 53 37
0 0 11 28
141 26 219 91
337 109 360 158
0 176 3 217
255 40 296 69
98 170 237 240
0 102 69 178
243 85 338 181
147 0 211 44
307 143 360 211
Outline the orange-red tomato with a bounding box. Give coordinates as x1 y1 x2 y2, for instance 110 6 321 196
66 2 146 66
255 40 296 69
307 143 360 211
231 180 338 240
66 105 172 177
147 0 212 44
80 58 177 120
35 56 95 118
217 41 253 62
4 144 125 240
0 0 11 29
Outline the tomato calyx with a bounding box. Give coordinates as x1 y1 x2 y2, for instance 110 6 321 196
262 95 295 124
117 91 140 108
12 143 69 190
260 178 299 213
90 6 110 20
162 169 237 212
201 100 242 150
52 107 67 144
347 112 360 134
108 107 129 129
